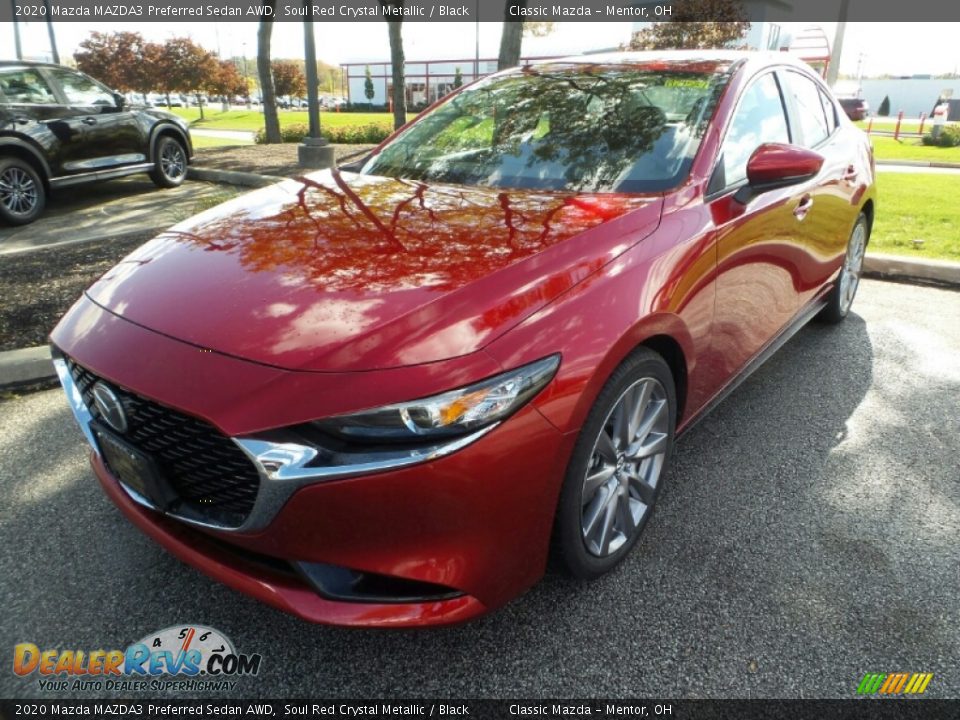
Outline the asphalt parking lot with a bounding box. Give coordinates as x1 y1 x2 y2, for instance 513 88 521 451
0 279 957 700
0 178 240 255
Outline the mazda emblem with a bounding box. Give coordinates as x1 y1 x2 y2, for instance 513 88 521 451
92 382 128 434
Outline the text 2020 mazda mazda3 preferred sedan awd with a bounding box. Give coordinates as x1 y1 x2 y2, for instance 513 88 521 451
51 51 875 627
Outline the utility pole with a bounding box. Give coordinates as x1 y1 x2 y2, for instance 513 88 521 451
11 0 23 60
827 0 850 87
474 1 479 81
298 5 334 168
42 0 59 63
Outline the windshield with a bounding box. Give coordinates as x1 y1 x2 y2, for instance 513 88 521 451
361 64 730 193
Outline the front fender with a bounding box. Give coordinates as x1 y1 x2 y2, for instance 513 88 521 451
0 135 53 180
148 123 193 161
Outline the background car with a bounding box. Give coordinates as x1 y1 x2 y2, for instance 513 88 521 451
0 61 193 225
838 96 870 120
51 51 875 627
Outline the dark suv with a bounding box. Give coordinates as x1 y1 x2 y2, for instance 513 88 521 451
0 61 193 226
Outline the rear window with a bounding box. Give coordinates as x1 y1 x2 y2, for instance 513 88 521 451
362 65 731 193
0 68 58 105
783 72 830 147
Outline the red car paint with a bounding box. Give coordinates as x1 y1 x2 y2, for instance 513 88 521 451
51 51 876 627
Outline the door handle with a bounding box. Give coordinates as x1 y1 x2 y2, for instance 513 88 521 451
12 117 31 125
794 194 814 221
82 117 98 126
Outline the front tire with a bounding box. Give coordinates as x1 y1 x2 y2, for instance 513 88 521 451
819 213 868 324
0 157 46 226
553 348 677 580
150 136 188 188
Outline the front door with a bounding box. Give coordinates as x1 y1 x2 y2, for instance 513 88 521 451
40 67 147 175
707 71 804 380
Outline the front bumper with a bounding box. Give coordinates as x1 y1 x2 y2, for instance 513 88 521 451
52 296 573 627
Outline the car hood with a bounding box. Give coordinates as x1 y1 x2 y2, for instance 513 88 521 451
86 170 662 371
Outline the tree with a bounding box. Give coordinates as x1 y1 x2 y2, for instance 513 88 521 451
154 37 218 120
453 66 463 89
364 65 375 101
318 60 343 95
206 60 248 109
380 2 407 130
878 95 891 116
257 0 282 144
75 32 148 93
629 1 750 50
498 3 557 71
273 59 306 100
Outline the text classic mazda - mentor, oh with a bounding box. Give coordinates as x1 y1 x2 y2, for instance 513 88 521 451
51 51 875 627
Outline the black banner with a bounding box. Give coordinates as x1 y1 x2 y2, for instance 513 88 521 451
2 700 960 720
2 0 960 23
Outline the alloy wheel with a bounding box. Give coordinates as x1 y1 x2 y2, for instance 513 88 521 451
580 377 670 558
839 221 866 314
0 166 39 217
161 142 186 180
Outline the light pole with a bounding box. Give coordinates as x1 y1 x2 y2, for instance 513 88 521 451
298 5 334 169
241 41 252 107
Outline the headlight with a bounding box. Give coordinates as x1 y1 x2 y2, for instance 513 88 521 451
316 354 560 442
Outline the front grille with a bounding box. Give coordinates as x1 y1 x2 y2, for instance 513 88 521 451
66 357 261 527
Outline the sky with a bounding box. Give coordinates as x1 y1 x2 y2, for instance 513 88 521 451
2 21 958 78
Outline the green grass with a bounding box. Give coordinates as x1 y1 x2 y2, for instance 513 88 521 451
171 108 396 132
868 135 960 164
190 134 253 148
871 173 960 261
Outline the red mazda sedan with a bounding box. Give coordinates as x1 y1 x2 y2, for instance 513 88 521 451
51 51 875 627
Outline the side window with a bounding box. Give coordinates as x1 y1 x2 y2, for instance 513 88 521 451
819 88 838 134
720 73 790 187
48 69 115 107
0 69 58 105
784 72 829 147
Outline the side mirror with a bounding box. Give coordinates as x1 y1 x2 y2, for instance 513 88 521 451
735 143 824 203
113 92 126 109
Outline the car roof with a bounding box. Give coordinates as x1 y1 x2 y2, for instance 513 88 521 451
0 60 70 70
525 49 812 74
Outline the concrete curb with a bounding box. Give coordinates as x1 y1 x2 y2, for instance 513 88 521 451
0 346 55 390
862 253 960 287
876 159 960 169
188 166 284 188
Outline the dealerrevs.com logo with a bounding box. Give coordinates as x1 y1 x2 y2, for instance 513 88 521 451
13 625 262 693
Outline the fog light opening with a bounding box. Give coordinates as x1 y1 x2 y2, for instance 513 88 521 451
295 562 463 604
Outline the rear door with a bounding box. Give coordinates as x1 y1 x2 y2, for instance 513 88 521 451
0 66 64 171
39 67 147 174
778 70 859 306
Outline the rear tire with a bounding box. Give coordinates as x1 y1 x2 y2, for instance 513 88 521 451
150 135 188 188
553 348 677 580
0 157 45 226
819 213 868 324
